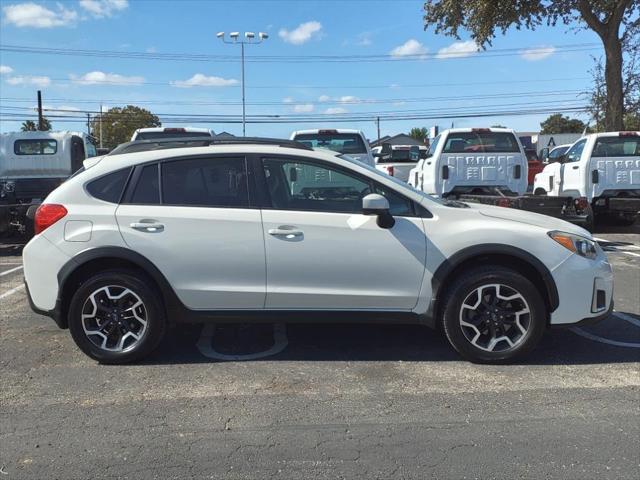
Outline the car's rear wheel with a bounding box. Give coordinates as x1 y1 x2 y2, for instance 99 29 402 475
441 266 546 364
68 270 166 364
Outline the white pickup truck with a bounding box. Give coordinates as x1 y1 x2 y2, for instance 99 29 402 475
373 144 426 182
290 129 374 167
533 131 640 225
408 128 528 197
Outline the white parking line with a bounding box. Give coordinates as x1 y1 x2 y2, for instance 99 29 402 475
196 323 288 361
0 284 25 300
621 251 640 258
614 311 640 328
0 265 23 277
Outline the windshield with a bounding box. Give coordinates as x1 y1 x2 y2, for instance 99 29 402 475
293 133 367 154
442 132 520 153
135 131 213 140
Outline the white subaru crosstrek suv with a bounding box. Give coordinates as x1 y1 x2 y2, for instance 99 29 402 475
23 138 613 364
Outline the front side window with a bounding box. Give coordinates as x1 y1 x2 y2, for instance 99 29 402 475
263 158 370 213
565 139 587 163
14 139 57 155
86 168 132 203
442 132 520 153
293 133 367 155
373 184 414 216
161 157 249 207
426 134 440 158
592 136 640 157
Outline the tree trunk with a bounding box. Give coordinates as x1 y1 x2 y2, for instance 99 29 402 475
603 34 625 131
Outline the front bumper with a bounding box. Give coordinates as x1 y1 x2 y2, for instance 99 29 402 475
549 252 614 326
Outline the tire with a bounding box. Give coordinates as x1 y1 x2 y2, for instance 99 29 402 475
440 266 546 364
68 270 167 364
533 188 546 196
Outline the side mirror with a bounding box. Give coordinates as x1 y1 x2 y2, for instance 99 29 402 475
362 193 395 229
540 147 549 163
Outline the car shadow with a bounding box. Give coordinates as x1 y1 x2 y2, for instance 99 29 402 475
142 311 640 366
593 219 639 235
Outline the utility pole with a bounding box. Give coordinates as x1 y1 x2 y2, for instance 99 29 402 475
86 113 91 135
37 90 44 131
217 31 269 137
99 103 103 148
376 116 380 143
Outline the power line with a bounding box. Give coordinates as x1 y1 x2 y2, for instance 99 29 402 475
0 43 600 63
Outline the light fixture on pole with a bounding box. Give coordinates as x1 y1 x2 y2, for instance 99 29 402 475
218 31 268 136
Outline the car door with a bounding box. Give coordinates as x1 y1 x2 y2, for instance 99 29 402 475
258 156 427 310
116 156 266 310
560 139 587 197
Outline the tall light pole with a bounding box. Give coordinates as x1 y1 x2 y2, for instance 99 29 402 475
217 31 268 136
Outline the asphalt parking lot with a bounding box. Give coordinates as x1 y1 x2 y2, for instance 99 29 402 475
1 226 639 479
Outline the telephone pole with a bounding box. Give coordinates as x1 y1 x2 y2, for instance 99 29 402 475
37 90 44 131
376 116 380 143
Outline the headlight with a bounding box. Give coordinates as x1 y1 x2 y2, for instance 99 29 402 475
548 231 598 259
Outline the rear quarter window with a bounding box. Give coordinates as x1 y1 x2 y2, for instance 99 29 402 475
442 132 520 153
86 168 132 203
592 137 640 157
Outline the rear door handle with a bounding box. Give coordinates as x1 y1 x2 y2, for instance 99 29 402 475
268 227 303 238
130 221 164 233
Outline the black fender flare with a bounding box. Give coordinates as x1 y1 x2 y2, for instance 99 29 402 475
426 243 559 327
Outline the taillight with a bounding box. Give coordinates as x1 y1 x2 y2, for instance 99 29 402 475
385 166 395 176
34 204 67 234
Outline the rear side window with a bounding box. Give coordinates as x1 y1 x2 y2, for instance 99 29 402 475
442 132 520 153
14 139 57 155
130 164 160 204
592 136 640 157
161 157 249 207
86 168 131 203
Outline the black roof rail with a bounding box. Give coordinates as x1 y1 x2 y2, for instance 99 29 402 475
107 136 312 156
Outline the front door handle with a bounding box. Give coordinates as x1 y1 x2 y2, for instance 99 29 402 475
130 220 165 233
572 165 579 170
268 227 303 238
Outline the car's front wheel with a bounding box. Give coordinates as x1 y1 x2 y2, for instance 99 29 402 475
68 270 166 364
441 266 546 364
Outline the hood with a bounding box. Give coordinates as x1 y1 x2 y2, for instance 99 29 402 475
470 202 591 237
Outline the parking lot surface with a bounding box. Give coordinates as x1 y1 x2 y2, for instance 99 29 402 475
1 226 639 479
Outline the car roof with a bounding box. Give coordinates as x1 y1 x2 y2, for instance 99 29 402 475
291 129 364 135
441 127 516 134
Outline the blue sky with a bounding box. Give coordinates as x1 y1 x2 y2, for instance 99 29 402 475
0 0 604 140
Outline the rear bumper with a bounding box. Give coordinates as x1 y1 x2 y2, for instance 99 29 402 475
25 280 65 328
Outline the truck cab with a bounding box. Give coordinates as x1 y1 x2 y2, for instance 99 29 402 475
0 131 96 236
534 132 640 224
408 128 528 197
130 127 214 141
290 129 374 167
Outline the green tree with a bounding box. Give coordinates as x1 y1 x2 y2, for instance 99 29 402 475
21 117 52 131
490 124 506 128
423 0 639 131
409 127 428 142
91 105 161 149
586 24 639 131
540 114 588 134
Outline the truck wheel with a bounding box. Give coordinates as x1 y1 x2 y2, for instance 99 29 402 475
533 188 546 196
68 270 167 364
440 266 546 364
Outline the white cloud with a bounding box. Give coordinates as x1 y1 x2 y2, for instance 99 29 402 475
71 71 145 85
520 45 556 61
2 2 78 28
6 75 51 87
390 39 427 58
0 65 13 75
356 32 372 46
170 73 238 88
318 95 331 102
279 21 322 45
79 0 128 17
324 107 348 114
436 40 478 59
283 97 294 103
293 104 314 113
338 95 360 104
